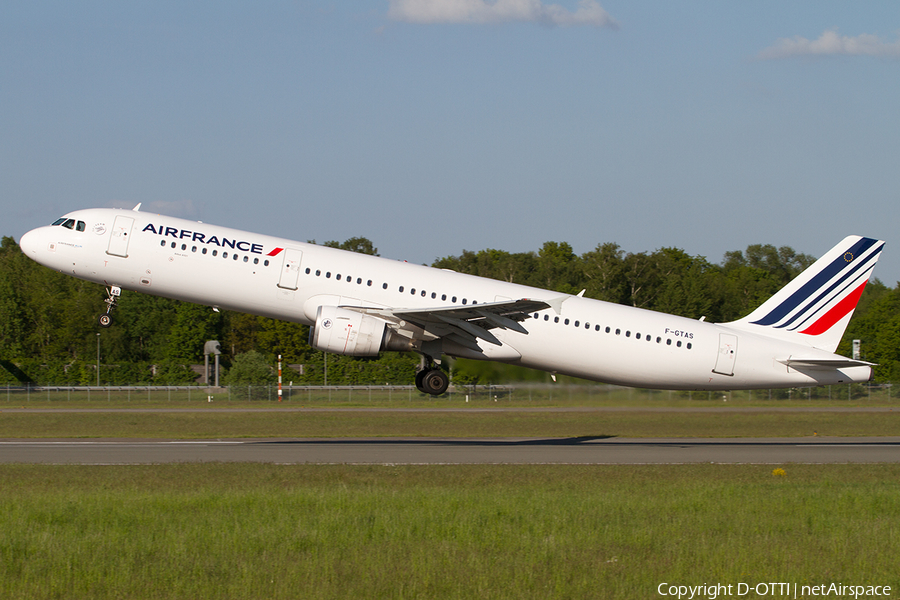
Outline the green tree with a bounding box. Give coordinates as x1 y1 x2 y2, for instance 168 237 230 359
581 242 627 303
322 237 379 256
167 302 224 362
224 350 276 385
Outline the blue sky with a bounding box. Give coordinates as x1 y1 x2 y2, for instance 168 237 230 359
3 1 899 285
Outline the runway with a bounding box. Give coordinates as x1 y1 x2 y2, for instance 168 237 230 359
2 436 899 464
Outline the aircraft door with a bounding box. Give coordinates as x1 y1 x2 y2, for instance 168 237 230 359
277 248 303 290
713 333 737 376
107 216 135 258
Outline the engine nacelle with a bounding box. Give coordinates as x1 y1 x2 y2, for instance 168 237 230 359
309 306 395 357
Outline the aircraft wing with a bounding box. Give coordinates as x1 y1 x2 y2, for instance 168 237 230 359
777 357 876 370
342 298 550 351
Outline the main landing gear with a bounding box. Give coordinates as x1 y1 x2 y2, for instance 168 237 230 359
415 356 449 396
98 286 121 328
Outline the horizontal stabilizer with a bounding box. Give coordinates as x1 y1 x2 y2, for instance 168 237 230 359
778 357 875 370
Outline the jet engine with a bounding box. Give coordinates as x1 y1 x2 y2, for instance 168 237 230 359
309 306 406 356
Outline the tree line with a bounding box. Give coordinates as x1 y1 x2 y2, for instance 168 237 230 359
1 235 897 385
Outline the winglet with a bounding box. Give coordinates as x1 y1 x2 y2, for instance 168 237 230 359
545 295 571 315
132 203 142 212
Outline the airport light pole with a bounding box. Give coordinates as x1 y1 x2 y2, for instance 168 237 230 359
96 333 100 387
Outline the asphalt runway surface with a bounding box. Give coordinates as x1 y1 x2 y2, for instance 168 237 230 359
2 436 899 464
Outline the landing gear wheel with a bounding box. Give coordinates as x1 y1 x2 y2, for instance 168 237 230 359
415 369 427 391
98 286 121 329
420 369 449 396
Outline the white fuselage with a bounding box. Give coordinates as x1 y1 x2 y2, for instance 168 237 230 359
19 208 872 389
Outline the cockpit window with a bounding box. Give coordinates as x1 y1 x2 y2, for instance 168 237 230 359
50 218 85 231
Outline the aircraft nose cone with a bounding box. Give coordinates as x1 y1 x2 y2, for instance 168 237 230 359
19 227 50 261
19 228 39 254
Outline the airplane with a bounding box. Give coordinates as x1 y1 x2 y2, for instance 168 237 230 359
18 205 884 395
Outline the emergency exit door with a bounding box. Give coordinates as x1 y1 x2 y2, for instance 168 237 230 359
277 248 303 290
107 215 134 258
713 333 738 376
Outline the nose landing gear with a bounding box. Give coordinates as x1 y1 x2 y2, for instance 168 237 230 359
98 286 121 328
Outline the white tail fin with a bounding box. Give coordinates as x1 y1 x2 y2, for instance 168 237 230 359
727 236 884 352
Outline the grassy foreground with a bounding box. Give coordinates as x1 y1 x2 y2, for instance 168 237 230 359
1 464 898 599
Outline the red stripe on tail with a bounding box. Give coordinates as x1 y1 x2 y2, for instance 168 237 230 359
799 282 867 336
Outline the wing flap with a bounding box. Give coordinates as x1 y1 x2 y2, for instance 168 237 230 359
341 298 549 348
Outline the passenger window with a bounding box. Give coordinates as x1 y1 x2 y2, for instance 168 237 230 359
223 252 228 259
421 290 426 297
616 329 621 335
233 254 238 261
626 331 631 337
411 288 416 295
76 221 86 232
254 258 259 264
243 256 248 262
326 272 331 278
192 246 197 252
264 260 269 266
441 294 447 301
677 340 682 347
316 270 321 276
565 319 570 325
432 292 436 299
399 286 404 292
544 315 549 321
452 296 457 303
305 268 310 274
382 283 388 289
160 240 166 247
357 278 362 284
573 320 578 327
687 343 692 350
554 317 559 323
462 299 467 305
171 242 176 249
202 248 208 255
181 244 186 251
667 339 672 345
212 250 217 256
336 274 341 280
367 280 372 286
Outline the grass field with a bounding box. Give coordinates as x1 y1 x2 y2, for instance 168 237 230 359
2 383 896 408
2 406 899 438
1 463 898 599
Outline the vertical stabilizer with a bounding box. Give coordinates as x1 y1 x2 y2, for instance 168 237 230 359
726 236 884 352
